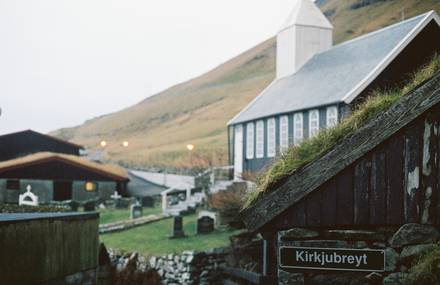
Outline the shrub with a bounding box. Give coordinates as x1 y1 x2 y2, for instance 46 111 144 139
209 183 248 228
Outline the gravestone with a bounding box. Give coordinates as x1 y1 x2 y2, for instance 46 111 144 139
19 185 39 206
130 203 143 219
141 196 154 207
196 216 215 234
116 198 131 209
84 200 96 211
169 215 185 239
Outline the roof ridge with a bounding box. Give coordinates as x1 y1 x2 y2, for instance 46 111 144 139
323 11 431 52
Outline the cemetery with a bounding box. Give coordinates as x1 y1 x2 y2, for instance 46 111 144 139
2 1 440 284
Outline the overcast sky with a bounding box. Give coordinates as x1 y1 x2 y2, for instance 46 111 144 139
0 0 296 134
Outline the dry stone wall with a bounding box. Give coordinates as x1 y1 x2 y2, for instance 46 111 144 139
108 248 230 285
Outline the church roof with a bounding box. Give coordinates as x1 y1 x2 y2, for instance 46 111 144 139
280 0 332 31
229 11 440 126
241 71 440 232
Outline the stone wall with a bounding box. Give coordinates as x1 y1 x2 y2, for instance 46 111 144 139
0 212 99 284
109 248 230 285
277 223 440 285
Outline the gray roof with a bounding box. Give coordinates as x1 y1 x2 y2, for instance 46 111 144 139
129 170 195 190
229 12 436 125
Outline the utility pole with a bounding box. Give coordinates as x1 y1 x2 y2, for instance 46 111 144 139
401 7 406 21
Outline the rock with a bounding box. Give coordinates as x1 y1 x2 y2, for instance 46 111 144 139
385 248 399 271
389 224 440 247
365 272 382 282
373 242 387 249
308 273 364 285
278 270 304 285
400 244 434 260
323 230 387 241
382 272 408 285
292 240 349 248
354 241 368 248
279 228 319 240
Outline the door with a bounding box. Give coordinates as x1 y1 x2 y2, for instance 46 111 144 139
53 181 73 201
234 124 244 179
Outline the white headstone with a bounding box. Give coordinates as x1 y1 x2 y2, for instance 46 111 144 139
19 185 39 206
111 191 122 200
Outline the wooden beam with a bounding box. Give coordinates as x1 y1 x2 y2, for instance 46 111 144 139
242 72 440 232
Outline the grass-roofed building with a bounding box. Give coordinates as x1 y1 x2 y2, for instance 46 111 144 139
240 63 440 284
227 0 440 179
0 130 130 204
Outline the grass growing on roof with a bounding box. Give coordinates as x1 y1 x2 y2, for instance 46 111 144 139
243 53 440 209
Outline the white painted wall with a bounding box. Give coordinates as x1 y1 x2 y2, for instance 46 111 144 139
234 124 244 179
276 0 333 78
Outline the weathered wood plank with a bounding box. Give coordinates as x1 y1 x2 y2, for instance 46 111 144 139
403 120 423 223
289 200 307 228
354 157 371 225
242 72 440 232
336 168 354 225
370 147 387 224
421 108 440 224
386 135 405 224
306 190 321 227
320 178 337 226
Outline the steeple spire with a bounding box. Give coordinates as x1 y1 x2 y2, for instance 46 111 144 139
277 0 333 78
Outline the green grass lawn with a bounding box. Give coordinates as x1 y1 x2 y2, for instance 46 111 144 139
99 204 162 225
100 213 241 256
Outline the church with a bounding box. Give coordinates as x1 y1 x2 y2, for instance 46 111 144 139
227 0 440 179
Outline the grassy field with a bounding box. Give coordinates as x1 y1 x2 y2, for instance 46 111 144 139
52 0 440 170
99 204 162 225
100 213 241 256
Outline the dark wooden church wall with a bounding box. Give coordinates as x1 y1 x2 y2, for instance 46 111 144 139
274 104 440 229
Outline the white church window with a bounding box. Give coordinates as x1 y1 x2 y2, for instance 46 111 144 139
279 115 289 152
246 122 254 159
256 120 264 158
309 109 320 138
267 118 276 158
326 106 338 128
293 113 303 146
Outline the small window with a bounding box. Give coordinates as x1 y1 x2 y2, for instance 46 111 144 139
279 115 289 152
246 122 254 159
256 120 264 158
326 106 338 128
267 118 276 158
6 179 20 190
309 109 320 138
85 181 98 192
293 113 303 146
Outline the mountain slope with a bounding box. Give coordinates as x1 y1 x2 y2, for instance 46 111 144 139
52 0 440 170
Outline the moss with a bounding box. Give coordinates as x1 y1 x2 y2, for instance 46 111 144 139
405 244 440 285
244 53 440 209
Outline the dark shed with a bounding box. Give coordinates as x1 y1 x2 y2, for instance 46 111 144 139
0 130 83 162
241 72 440 284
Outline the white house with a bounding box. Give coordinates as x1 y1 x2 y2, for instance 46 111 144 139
228 0 440 179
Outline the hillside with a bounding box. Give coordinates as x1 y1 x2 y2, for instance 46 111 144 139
52 0 440 170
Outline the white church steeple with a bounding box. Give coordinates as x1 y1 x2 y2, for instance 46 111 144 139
276 0 333 78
